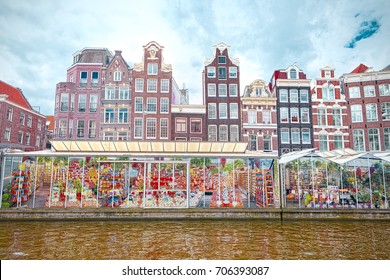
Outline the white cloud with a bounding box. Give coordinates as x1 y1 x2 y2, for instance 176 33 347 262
0 0 389 115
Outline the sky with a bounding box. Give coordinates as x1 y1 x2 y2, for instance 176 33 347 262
0 0 389 116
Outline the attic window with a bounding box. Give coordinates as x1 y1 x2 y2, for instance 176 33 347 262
289 69 297 79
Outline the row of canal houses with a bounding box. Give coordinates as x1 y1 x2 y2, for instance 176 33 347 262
2 41 390 155
53 41 390 155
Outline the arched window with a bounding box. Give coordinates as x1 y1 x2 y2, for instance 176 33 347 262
289 69 297 79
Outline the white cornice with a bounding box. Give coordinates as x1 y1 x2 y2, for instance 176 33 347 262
276 79 311 87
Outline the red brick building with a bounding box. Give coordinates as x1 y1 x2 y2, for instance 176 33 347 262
241 79 278 152
343 64 390 152
203 43 241 142
131 41 174 141
171 104 206 141
0 81 46 151
312 66 350 151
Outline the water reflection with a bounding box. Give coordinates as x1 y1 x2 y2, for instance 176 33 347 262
0 220 389 260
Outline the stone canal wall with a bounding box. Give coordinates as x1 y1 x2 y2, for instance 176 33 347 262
0 208 389 221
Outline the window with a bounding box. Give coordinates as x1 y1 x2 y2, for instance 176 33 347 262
208 84 216 97
60 93 69 111
208 125 217 141
353 129 365 152
37 119 42 131
118 108 128 123
230 125 239 141
20 112 25 125
218 56 226 64
218 67 226 79
248 110 257 124
229 67 237 78
381 103 390 120
325 71 331 78
77 120 85 138
281 128 289 143
4 127 11 141
91 72 99 87
147 97 157 113
118 132 128 141
218 84 227 97
207 67 216 78
301 108 310 123
230 103 238 119
263 135 272 151
35 136 40 148
160 98 169 113
146 118 156 138
279 89 288 102
160 118 168 139
208 103 216 119
147 63 158 75
27 115 32 128
135 79 144 92
70 94 74 111
219 102 228 119
290 89 298 103
90 95 98 112
119 87 129 99
332 108 342 126
147 79 157 92
351 104 363 122
134 118 143 139
69 120 73 137
78 94 86 112
379 84 390 96
88 120 96 138
114 71 121 81
334 135 343 150
135 97 143 113
300 89 309 103
161 79 169 92
80 71 87 86
349 87 360 98
384 128 390 150
323 86 335 101
366 104 378 122
319 135 328 151
105 87 115 99
318 108 327 126
289 69 297 79
229 84 238 97
105 108 114 123
302 128 311 144
191 119 202 133
291 128 300 144
59 120 67 138
7 108 13 121
176 118 187 133
219 125 228 141
262 110 271 124
280 107 289 123
290 108 299 123
364 85 375 97
368 128 380 151
104 131 115 140
248 134 257 151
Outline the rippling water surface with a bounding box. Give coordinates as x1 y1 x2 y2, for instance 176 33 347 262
0 220 389 260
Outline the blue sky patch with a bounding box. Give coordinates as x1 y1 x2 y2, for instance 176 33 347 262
346 20 381 48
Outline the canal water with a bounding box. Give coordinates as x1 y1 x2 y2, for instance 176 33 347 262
0 220 389 260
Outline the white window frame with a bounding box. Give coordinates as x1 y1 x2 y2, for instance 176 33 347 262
160 118 169 139
351 104 363 122
290 89 298 103
248 110 257 124
318 108 327 126
4 127 11 141
302 128 311 144
114 71 121 81
135 78 144 92
90 94 98 112
366 103 378 122
135 97 143 113
291 128 300 144
207 67 216 78
281 128 289 144
176 118 187 133
119 87 129 100
364 85 375 97
161 79 170 93
160 98 169 113
280 89 288 102
353 129 365 152
382 102 390 120
219 103 227 119
290 107 299 123
229 67 237 78
379 84 390 96
118 108 128 123
230 103 238 119
208 103 216 119
219 125 228 141
368 128 380 151
384 128 390 150
349 87 361 98
134 118 143 139
208 84 216 97
300 89 309 103
218 84 227 97
78 94 86 112
147 79 157 93
146 118 157 139
280 107 289 123
147 63 158 75
301 108 310 123
230 125 239 142
319 134 329 152
147 97 157 113
88 120 96 139
229 84 238 97
208 125 217 141
104 108 115 123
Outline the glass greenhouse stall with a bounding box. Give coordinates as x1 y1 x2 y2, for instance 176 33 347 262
280 149 390 209
0 141 279 209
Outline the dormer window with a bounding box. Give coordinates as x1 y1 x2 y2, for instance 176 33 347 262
289 69 297 79
325 71 331 78
114 71 121 81
147 63 158 75
218 56 226 64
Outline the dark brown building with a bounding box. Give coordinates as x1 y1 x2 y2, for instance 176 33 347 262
203 43 241 142
270 65 313 155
